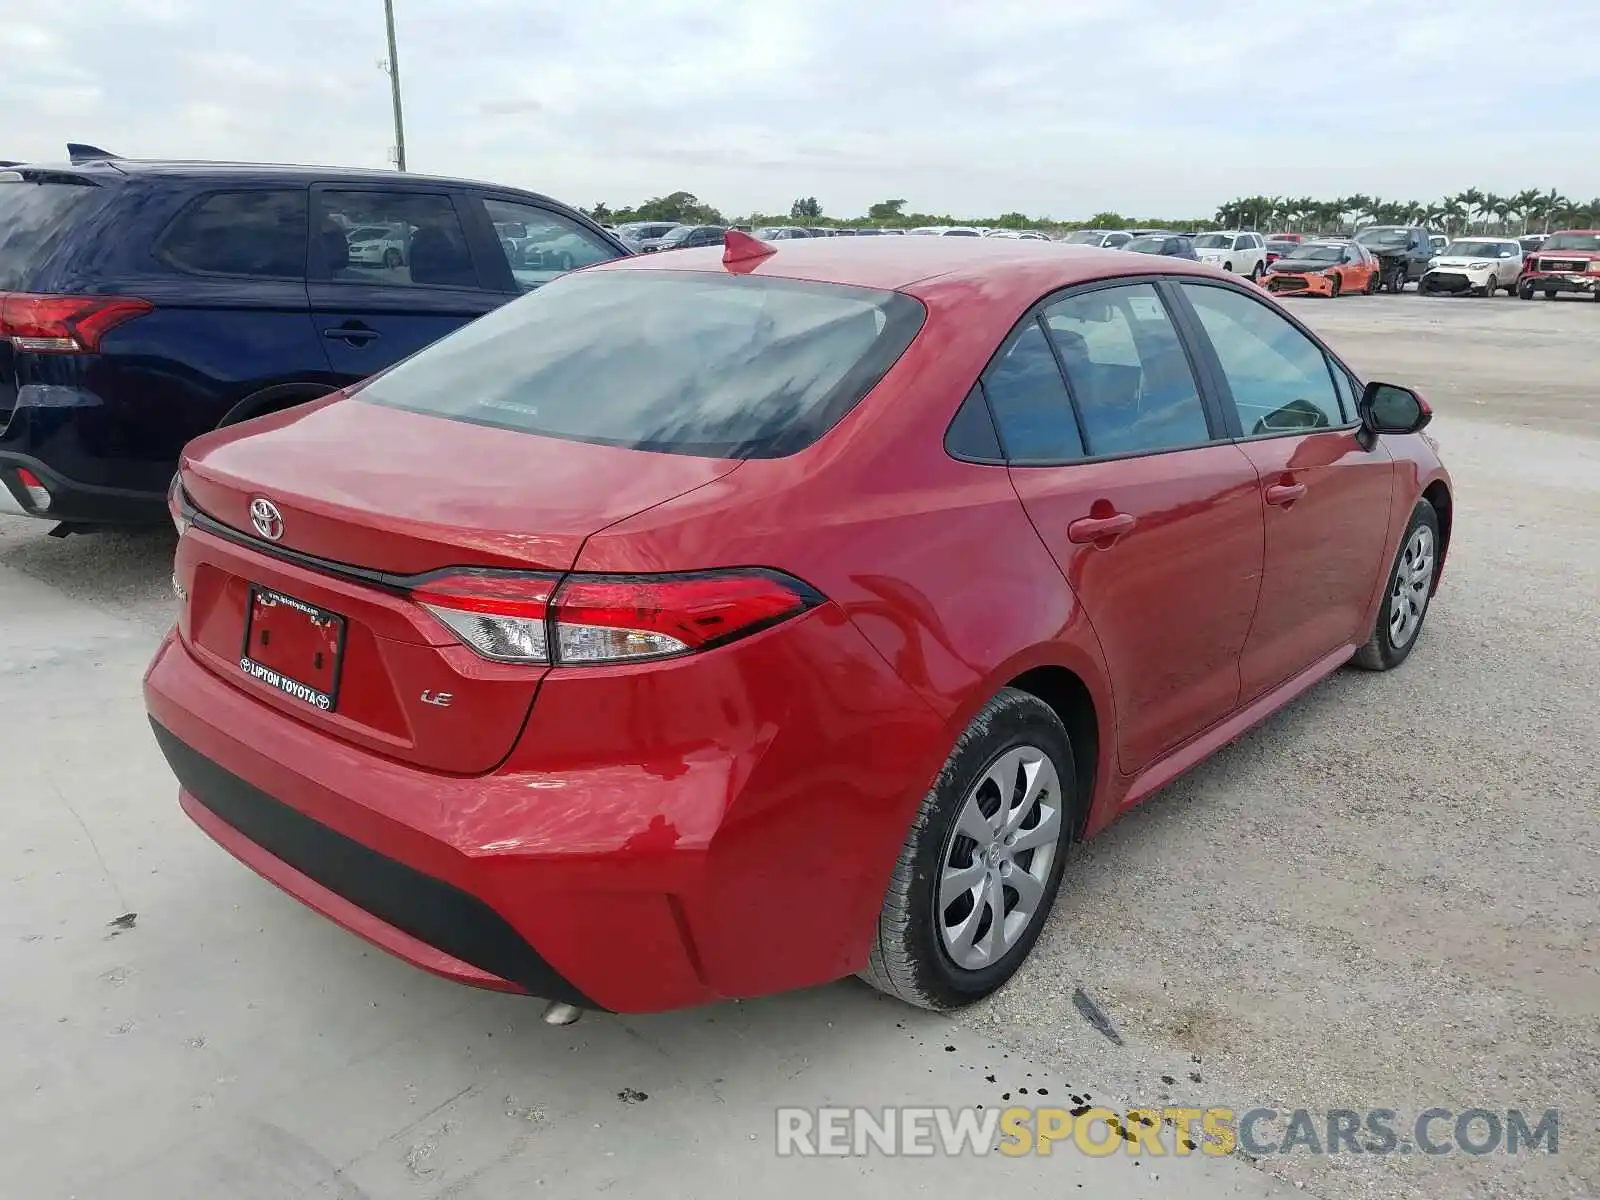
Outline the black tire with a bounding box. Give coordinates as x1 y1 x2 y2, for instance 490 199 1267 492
861 688 1077 1011
1366 270 1381 294
1249 262 1264 282
1481 275 1498 298
1351 501 1441 672
1518 280 1534 299
1544 290 1557 300
1330 273 1343 298
383 247 402 269
1418 276 1432 296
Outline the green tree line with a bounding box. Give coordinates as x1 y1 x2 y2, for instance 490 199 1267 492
585 189 1600 236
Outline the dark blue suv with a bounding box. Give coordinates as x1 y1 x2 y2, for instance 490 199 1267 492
0 148 630 527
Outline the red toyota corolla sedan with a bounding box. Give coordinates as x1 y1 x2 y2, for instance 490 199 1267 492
145 233 1453 1016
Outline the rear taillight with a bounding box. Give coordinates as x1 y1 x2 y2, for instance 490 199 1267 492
168 475 189 538
412 569 821 665
15 468 50 509
0 292 153 353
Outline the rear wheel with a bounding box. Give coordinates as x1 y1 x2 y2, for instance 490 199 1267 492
383 247 402 269
1366 269 1380 294
1545 289 1557 299
861 688 1077 1010
1330 273 1343 298
1351 502 1440 672
1518 279 1534 299
1249 261 1264 282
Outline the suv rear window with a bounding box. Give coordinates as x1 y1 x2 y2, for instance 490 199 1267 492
0 177 109 291
353 269 925 458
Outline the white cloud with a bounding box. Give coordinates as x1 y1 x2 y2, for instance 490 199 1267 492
4 0 1598 219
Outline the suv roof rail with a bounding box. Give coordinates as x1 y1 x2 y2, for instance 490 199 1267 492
67 143 121 164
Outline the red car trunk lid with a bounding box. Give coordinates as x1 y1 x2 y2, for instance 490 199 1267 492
175 396 740 774
180 396 740 574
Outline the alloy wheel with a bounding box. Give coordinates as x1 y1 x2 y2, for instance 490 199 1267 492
1389 525 1435 649
936 745 1062 971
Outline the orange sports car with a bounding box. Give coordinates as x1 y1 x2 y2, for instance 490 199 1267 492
1260 239 1380 297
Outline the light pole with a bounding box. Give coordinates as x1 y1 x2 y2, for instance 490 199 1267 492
381 0 407 171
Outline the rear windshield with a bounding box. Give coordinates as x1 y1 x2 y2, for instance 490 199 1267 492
0 178 108 290
354 269 926 459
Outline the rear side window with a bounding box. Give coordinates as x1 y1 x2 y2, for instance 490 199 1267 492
354 270 925 458
982 321 1084 461
0 179 109 291
156 190 309 278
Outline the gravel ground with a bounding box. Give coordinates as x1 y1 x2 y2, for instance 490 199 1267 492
0 292 1594 1198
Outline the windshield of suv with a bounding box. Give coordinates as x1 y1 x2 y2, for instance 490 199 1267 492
1193 234 1234 248
0 177 111 291
1354 227 1408 247
1442 241 1514 258
1542 232 1600 252
1125 236 1168 254
354 271 926 459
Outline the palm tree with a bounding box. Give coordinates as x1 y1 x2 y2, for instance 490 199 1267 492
1441 197 1468 234
1511 189 1541 233
1457 188 1486 233
1488 195 1514 233
1540 189 1569 232
1423 203 1447 230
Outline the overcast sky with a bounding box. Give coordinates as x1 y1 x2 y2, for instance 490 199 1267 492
5 0 1599 220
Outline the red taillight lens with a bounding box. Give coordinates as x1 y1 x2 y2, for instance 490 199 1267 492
0 292 154 353
552 572 817 662
412 569 820 665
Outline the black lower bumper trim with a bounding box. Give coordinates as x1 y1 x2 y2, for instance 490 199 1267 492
0 450 168 525
150 719 598 1008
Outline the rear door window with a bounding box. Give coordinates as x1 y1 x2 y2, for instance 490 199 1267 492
0 177 110 290
353 270 925 458
316 191 479 288
482 198 618 293
1043 284 1212 456
156 190 309 278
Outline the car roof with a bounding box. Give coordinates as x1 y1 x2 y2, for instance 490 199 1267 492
590 235 1220 298
8 156 573 205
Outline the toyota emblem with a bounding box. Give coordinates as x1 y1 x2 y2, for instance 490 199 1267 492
249 498 284 542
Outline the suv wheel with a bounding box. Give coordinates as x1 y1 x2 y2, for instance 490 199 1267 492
860 688 1077 1010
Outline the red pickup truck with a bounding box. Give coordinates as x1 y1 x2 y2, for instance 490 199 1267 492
1517 230 1600 300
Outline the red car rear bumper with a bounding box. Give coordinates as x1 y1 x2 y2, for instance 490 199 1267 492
144 607 948 1013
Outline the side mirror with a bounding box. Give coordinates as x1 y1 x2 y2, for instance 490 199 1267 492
1357 382 1432 447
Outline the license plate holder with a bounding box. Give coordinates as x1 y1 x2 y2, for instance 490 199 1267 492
239 586 346 712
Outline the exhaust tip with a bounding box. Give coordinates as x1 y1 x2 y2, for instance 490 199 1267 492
541 1002 583 1026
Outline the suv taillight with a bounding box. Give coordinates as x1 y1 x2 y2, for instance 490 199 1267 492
0 292 154 353
412 569 822 665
